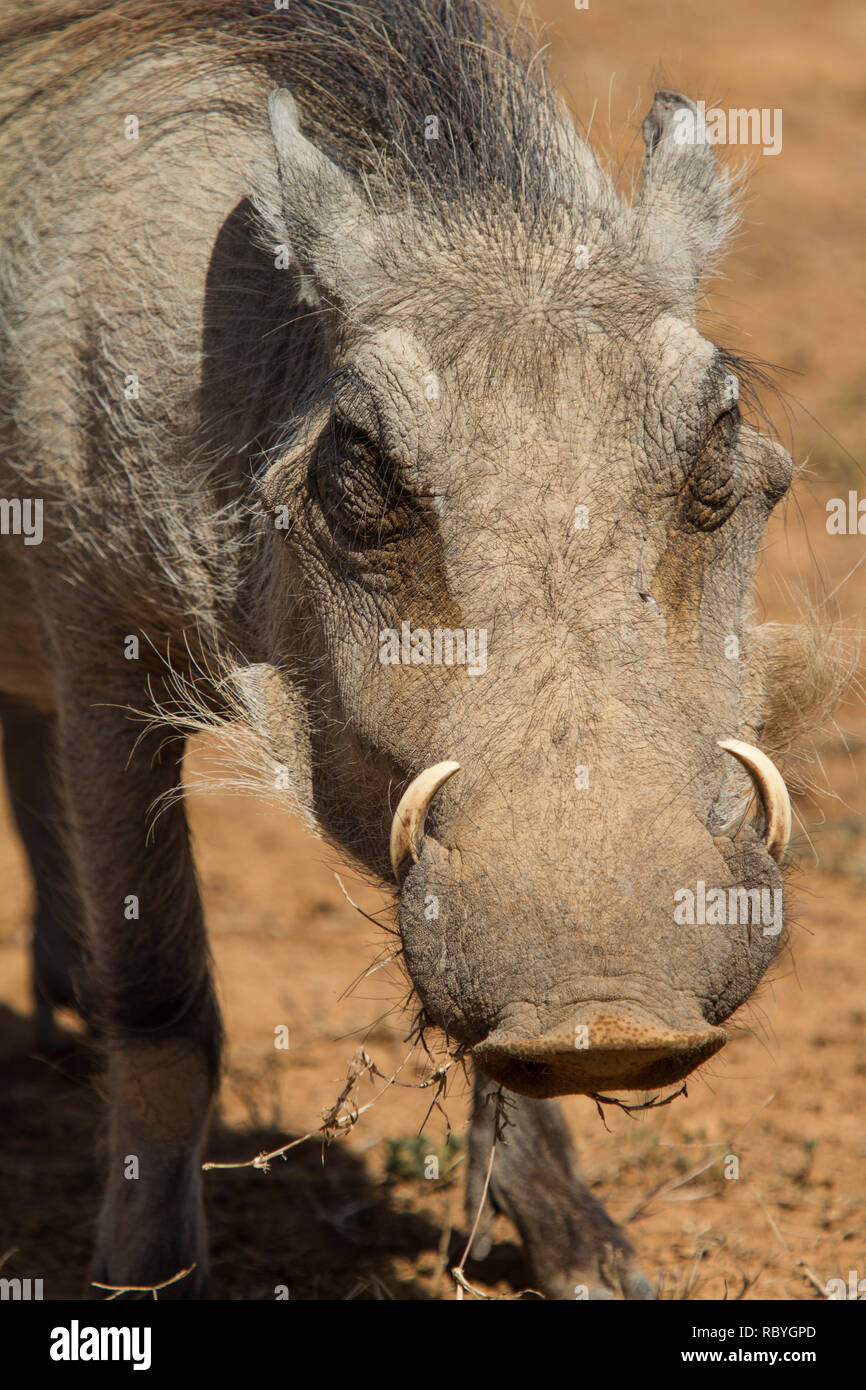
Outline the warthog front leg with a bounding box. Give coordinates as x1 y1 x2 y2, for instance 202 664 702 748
466 1071 654 1300
55 697 220 1300
0 699 88 1051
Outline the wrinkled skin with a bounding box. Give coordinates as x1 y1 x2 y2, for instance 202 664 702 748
0 2 828 1300
267 303 789 1082
259 91 792 1098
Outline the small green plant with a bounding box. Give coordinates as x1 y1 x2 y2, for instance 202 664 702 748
384 1133 464 1185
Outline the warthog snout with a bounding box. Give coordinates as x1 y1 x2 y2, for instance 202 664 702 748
472 1013 728 1100
393 749 790 1097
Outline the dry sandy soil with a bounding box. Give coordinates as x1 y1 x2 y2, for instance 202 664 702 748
0 0 864 1300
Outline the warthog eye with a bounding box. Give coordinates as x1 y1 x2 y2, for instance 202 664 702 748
310 417 412 551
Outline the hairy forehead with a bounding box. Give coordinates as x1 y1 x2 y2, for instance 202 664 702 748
346 290 728 451
423 316 722 424
358 217 686 398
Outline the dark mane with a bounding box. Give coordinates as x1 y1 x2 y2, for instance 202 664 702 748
0 0 577 221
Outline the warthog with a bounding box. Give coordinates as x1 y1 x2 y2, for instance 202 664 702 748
0 0 843 1299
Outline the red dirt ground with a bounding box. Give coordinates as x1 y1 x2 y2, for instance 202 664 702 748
0 0 863 1300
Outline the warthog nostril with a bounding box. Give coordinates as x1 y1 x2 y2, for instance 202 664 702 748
474 1015 727 1099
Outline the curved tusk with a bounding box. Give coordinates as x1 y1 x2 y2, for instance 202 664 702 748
390 761 461 880
717 739 791 863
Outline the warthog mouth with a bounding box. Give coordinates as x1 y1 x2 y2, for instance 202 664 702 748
472 1015 727 1099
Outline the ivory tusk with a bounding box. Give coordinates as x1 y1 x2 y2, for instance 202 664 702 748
717 739 791 862
389 761 460 879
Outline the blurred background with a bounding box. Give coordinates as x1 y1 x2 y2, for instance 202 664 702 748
0 0 863 1299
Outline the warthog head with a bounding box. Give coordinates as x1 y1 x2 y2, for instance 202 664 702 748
244 81 836 1098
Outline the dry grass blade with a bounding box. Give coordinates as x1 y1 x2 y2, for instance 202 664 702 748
91 1264 197 1300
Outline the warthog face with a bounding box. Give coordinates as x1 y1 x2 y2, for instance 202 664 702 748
254 89 805 1097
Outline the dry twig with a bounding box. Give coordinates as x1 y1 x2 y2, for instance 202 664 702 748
202 1047 417 1172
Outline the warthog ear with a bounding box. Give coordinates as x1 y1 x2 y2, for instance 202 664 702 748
549 97 618 209
267 88 378 307
635 90 735 317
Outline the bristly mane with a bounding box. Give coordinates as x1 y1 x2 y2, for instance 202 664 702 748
0 0 581 223
1 0 651 398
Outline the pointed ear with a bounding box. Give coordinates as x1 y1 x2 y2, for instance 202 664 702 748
549 96 619 210
267 88 378 306
635 90 735 318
